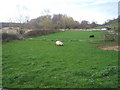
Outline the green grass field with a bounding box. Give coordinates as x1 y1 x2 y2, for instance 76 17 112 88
2 31 118 88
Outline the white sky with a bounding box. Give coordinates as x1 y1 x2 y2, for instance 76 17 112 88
0 0 119 24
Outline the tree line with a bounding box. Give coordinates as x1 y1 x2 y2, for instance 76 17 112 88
27 14 99 30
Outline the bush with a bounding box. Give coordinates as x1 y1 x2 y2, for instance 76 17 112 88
2 33 20 42
23 29 60 37
2 29 60 42
103 33 118 41
17 29 25 35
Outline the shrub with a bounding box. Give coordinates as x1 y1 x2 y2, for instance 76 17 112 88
17 29 25 35
2 33 20 42
103 33 118 41
23 29 60 37
113 26 120 32
2 29 60 42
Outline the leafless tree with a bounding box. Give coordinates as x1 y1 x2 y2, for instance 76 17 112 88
8 6 30 36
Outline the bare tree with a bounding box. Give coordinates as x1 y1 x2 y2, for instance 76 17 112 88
16 6 30 30
41 9 51 16
8 6 30 36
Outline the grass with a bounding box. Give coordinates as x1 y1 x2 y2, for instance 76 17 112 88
34 31 104 41
2 31 119 88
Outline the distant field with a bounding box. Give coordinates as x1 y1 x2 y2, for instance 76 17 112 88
95 21 118 29
33 31 104 41
2 31 118 88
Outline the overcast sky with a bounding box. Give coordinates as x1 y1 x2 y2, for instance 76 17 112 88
0 0 119 24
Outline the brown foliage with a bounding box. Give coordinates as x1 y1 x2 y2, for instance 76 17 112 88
103 33 118 41
23 29 59 37
2 33 20 42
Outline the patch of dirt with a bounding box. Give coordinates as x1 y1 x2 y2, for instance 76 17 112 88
101 46 120 51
